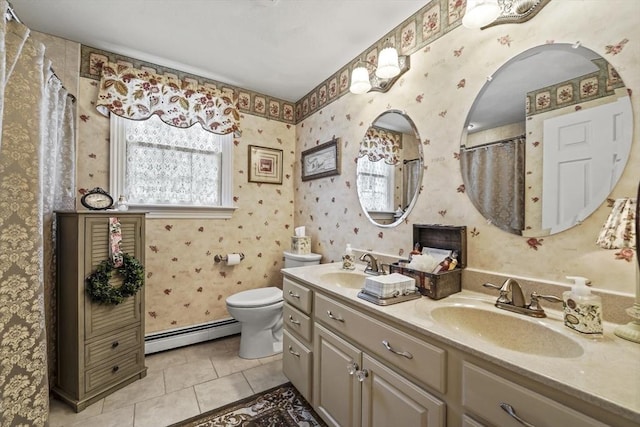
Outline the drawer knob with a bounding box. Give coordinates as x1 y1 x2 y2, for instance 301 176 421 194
288 290 300 299
112 365 119 373
355 369 369 382
326 310 345 322
111 341 119 348
500 403 536 427
346 361 359 375
382 340 413 359
288 345 300 358
288 315 301 325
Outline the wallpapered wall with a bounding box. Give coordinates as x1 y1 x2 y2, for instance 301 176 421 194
39 0 638 338
76 82 296 333
295 0 639 297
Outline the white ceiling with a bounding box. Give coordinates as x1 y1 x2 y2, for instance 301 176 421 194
10 0 427 102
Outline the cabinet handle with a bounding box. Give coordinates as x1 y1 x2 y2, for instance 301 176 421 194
500 403 536 427
326 310 344 322
288 290 300 299
288 345 300 357
346 361 359 375
288 315 301 325
382 340 413 359
112 365 119 373
111 341 119 348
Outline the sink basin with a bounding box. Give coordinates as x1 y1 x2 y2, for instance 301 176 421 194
430 305 584 358
319 271 366 289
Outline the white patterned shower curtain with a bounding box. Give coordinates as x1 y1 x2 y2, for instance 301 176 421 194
0 3 76 425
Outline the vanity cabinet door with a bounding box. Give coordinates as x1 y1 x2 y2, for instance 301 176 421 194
361 354 445 427
314 324 362 427
283 330 312 402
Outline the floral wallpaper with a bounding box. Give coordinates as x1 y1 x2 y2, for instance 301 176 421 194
39 0 640 344
77 80 296 333
294 0 639 298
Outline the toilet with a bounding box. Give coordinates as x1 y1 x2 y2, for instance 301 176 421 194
225 251 321 359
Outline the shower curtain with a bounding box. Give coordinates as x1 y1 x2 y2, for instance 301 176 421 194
460 137 525 234
0 4 76 425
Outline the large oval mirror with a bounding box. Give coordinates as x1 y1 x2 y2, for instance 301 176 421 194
460 43 633 236
357 110 423 227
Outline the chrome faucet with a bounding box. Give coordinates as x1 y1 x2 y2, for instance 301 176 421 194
359 253 381 275
483 278 562 318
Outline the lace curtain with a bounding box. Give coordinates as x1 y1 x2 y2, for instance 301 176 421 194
122 115 228 205
358 126 402 165
96 62 240 136
403 159 420 208
460 137 526 234
357 157 394 211
0 9 75 424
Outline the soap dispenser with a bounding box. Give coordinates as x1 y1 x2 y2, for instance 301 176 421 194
342 244 355 270
563 276 603 337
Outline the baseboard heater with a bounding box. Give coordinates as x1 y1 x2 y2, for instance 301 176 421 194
144 318 241 354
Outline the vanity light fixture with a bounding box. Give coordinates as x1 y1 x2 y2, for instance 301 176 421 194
462 0 501 29
462 0 551 30
349 39 410 95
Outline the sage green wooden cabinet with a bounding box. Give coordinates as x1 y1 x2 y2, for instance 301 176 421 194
53 212 147 412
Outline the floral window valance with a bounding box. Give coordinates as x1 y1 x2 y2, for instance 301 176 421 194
358 126 402 165
96 62 240 135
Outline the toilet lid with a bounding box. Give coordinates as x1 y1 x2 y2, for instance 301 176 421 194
226 287 283 308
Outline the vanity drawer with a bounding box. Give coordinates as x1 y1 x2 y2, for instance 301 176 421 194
283 330 312 402
315 293 446 393
85 326 142 368
85 348 144 395
283 303 312 342
462 362 607 427
283 278 312 314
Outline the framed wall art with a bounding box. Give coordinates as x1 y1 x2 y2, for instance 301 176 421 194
301 138 341 181
248 145 283 184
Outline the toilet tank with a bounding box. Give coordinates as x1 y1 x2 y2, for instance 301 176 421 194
284 251 321 268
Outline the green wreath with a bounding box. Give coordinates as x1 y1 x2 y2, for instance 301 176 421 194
86 253 145 305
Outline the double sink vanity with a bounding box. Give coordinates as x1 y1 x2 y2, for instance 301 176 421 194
281 262 639 427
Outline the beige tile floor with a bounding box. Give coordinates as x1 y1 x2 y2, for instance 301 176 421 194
48 334 288 427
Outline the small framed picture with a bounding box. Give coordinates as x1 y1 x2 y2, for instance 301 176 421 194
301 138 340 181
248 145 283 184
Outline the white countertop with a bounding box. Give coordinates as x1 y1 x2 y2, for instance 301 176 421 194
282 262 640 424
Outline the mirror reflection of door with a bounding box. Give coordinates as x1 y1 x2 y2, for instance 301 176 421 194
542 98 632 233
460 43 633 237
356 110 423 227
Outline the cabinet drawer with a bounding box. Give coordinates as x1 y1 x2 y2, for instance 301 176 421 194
85 349 144 395
315 293 446 393
283 330 312 402
283 278 312 314
283 304 312 342
85 326 142 368
462 362 607 427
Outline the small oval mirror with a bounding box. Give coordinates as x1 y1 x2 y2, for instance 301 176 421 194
357 110 423 227
460 43 633 236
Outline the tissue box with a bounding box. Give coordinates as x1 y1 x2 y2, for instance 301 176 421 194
291 236 311 254
390 224 467 300
363 273 416 298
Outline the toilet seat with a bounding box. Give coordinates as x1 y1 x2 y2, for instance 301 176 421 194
226 287 283 308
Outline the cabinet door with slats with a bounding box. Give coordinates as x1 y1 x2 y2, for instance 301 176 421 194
84 215 144 339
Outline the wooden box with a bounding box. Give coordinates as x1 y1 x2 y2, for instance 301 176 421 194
390 224 467 300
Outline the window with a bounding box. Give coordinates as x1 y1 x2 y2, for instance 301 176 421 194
110 114 235 218
356 157 395 212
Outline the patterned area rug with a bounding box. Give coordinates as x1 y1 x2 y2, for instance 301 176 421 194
170 382 327 427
